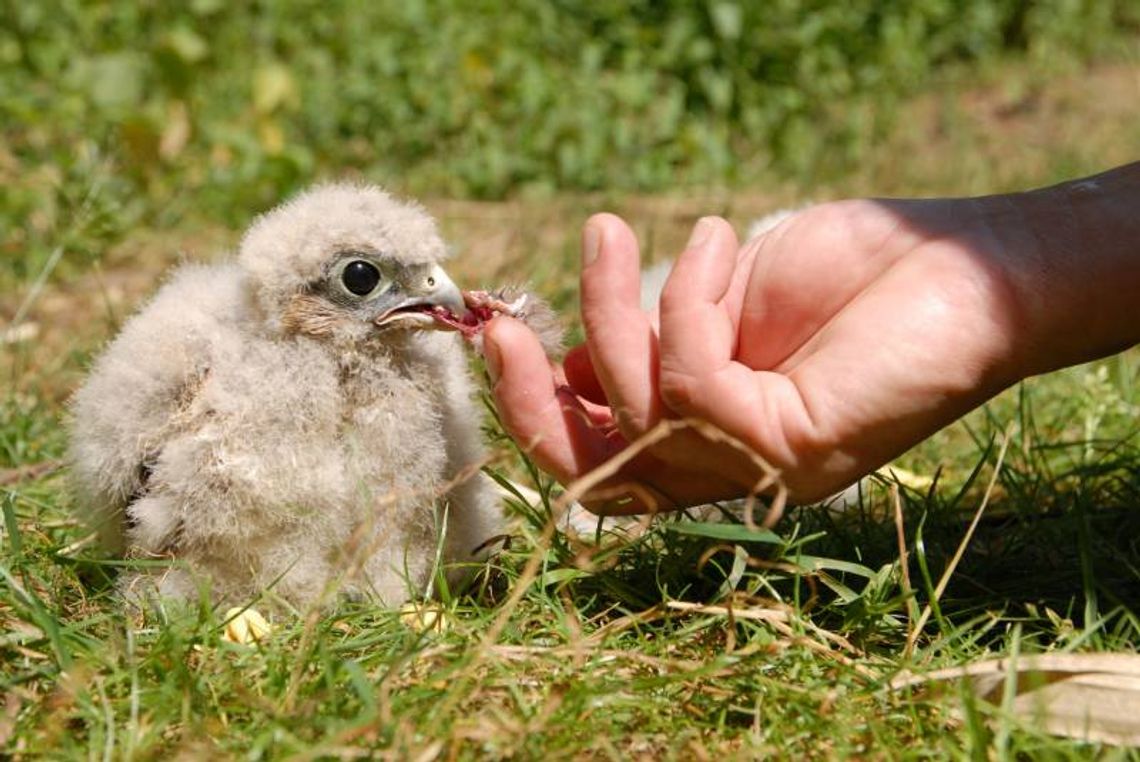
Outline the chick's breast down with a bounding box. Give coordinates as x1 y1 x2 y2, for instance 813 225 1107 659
70 184 501 607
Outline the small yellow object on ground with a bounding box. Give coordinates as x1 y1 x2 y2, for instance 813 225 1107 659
221 607 273 644
882 465 934 491
398 603 450 633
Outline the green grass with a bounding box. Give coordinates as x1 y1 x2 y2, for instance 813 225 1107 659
4 5 1140 758
4 200 1139 757
4 1 1138 227
3 351 1139 758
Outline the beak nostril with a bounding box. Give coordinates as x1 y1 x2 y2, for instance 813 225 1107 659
427 276 436 288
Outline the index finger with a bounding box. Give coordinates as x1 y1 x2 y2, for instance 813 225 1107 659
484 316 618 483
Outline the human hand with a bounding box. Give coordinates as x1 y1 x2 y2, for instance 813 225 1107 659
484 173 1138 514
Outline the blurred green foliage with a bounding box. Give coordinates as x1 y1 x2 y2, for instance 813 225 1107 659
2 0 1137 234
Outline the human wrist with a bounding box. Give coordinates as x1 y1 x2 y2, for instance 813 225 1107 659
989 164 1140 378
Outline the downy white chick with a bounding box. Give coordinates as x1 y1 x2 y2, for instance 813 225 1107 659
70 184 505 607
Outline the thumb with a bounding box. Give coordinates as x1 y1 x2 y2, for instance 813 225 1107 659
658 217 740 387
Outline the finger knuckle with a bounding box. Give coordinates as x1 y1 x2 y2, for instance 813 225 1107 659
658 367 700 413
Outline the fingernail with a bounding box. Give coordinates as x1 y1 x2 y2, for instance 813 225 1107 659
582 223 602 267
686 217 716 250
484 336 502 382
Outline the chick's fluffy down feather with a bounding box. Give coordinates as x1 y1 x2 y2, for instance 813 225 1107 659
69 185 503 608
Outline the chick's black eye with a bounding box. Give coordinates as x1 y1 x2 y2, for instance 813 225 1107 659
342 260 381 296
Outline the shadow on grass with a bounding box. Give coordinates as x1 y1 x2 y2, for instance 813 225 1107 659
494 415 1140 658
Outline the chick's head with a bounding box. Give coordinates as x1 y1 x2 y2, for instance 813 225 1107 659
238 183 466 343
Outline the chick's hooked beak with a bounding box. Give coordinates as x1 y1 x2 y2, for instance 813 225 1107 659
373 263 470 330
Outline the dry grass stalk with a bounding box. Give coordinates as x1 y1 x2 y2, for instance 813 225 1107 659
906 429 1011 656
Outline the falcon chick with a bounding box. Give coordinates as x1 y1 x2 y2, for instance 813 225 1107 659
70 184 507 607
